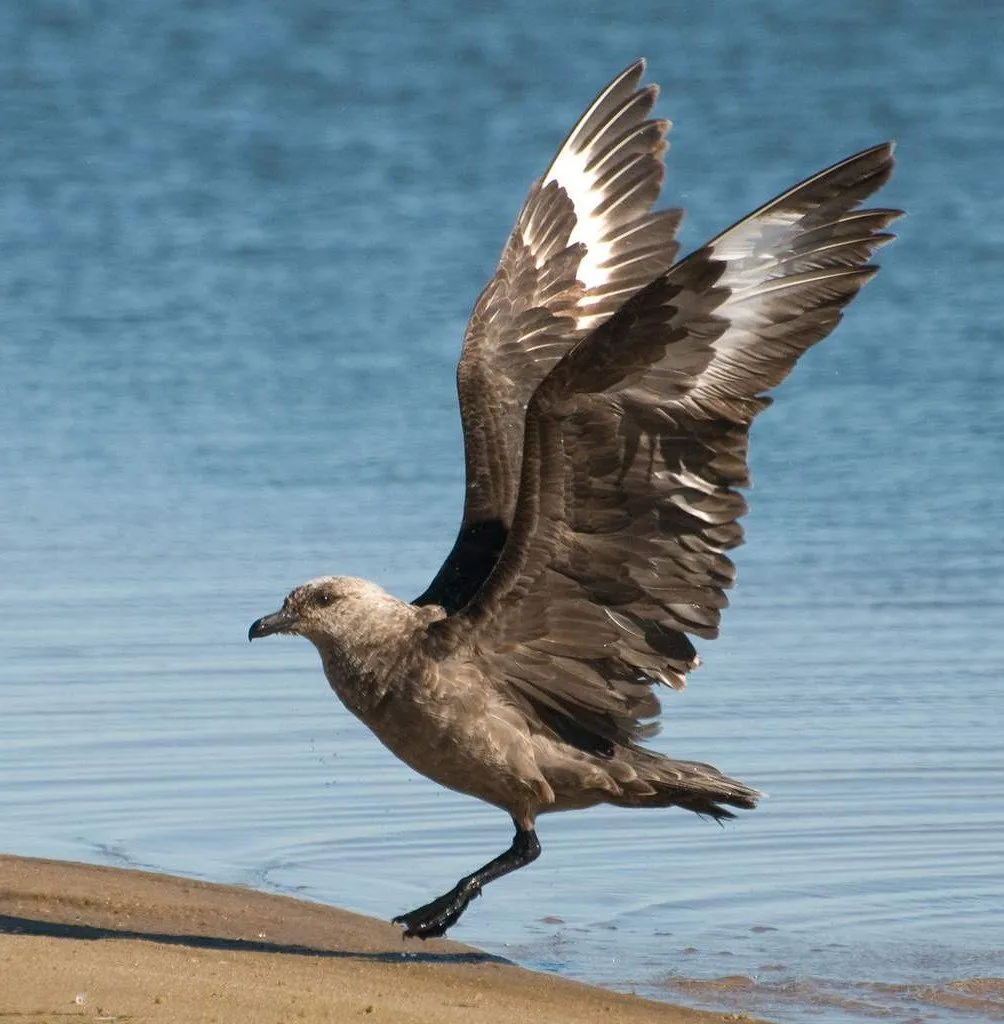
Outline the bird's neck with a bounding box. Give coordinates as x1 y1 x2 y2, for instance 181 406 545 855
315 604 442 720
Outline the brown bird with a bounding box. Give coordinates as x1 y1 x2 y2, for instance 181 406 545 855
249 60 900 939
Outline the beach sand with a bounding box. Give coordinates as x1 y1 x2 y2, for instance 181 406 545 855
0 854 758 1023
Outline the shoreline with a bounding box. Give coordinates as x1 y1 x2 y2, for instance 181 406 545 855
0 853 759 1023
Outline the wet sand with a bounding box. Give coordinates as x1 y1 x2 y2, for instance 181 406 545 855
0 854 756 1023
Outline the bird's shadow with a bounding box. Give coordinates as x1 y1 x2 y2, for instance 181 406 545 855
0 913 510 966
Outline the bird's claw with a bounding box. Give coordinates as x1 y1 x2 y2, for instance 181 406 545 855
394 886 480 939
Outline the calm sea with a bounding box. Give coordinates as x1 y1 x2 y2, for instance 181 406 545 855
2 2 1002 1021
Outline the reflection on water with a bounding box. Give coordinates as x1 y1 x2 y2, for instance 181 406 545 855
1 3 1002 1023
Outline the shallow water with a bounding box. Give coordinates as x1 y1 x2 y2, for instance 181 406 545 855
2 2 1003 1022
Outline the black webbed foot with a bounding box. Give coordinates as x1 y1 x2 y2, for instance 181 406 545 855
394 883 480 939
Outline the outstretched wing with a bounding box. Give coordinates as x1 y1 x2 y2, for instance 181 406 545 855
416 60 682 612
424 143 901 756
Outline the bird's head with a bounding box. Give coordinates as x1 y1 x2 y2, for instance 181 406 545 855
248 575 408 650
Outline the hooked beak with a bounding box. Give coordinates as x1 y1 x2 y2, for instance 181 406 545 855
248 606 300 641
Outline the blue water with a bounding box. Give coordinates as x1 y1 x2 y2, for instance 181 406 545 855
2 2 1002 1021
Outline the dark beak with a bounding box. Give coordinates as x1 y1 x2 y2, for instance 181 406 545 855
248 607 300 641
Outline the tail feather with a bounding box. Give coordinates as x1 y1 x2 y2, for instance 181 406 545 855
611 749 761 820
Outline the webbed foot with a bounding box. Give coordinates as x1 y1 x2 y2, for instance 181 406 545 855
393 883 480 939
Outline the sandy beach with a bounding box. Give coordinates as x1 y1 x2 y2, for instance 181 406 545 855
0 854 758 1023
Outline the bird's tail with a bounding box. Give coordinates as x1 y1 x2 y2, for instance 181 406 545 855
608 748 761 820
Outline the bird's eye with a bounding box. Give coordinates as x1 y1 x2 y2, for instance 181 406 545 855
315 592 335 608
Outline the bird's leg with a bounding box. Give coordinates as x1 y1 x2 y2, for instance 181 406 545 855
394 821 540 939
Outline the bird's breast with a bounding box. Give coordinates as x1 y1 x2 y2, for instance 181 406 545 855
323 654 549 815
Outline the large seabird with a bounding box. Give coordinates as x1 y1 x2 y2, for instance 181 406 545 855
249 60 900 938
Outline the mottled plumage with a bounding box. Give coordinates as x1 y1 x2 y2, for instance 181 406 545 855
250 60 901 939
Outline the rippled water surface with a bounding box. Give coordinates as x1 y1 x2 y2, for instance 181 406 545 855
2 3 1002 1022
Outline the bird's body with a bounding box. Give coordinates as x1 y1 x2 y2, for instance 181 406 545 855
249 60 900 938
285 577 755 830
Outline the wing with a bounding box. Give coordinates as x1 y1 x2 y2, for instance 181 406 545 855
424 143 901 756
416 60 682 612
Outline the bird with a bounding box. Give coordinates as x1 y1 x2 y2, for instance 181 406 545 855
248 59 900 940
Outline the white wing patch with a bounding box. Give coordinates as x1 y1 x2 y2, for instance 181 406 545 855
539 60 674 331
671 145 899 417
